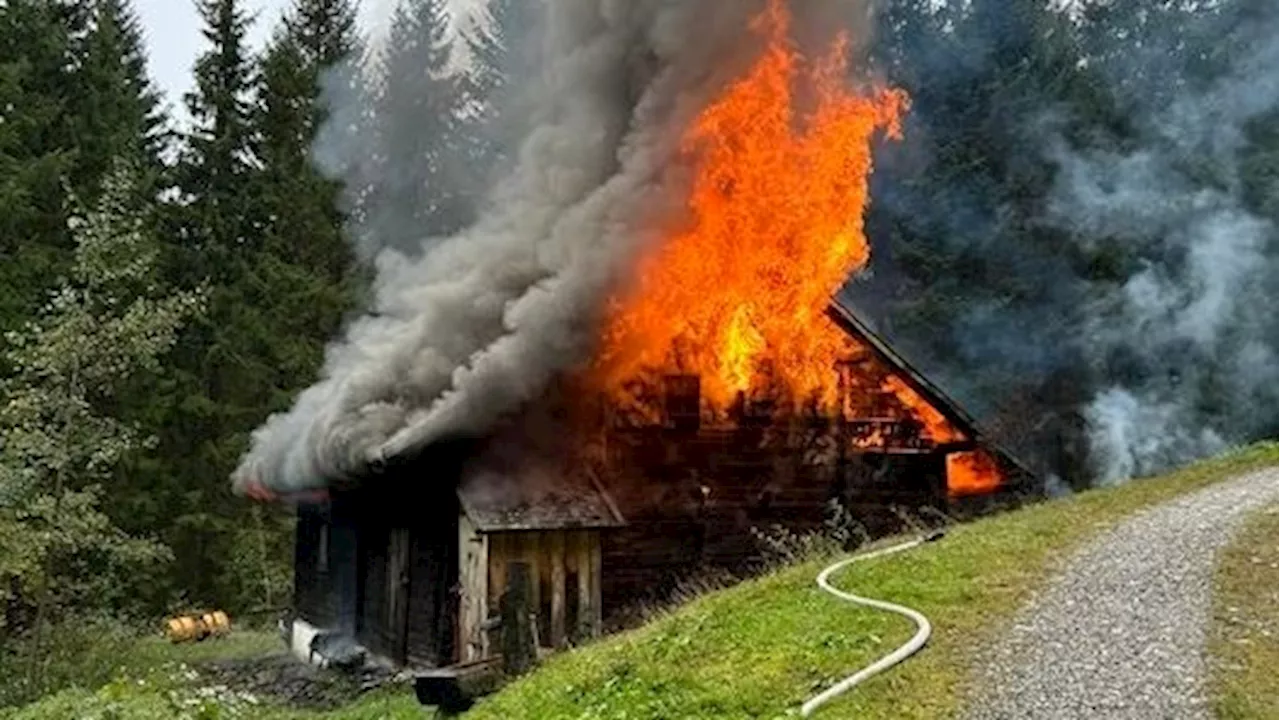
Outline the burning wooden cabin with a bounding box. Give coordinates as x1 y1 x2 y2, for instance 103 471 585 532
280 300 1034 672
269 0 1037 680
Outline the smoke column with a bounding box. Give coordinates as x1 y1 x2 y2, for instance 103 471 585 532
234 0 875 492
846 0 1277 487
1052 11 1278 483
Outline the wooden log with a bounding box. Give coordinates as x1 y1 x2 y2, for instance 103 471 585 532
548 531 566 647
499 560 536 676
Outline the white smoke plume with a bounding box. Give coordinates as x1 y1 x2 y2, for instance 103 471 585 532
234 1 868 492
1050 23 1278 483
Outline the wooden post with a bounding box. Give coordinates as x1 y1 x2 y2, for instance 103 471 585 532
500 561 536 676
457 514 488 662
524 535 541 627
589 531 602 637
387 527 411 664
488 533 507 611
548 531 566 647
574 532 593 641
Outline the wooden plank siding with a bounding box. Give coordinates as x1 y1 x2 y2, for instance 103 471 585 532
597 427 948 612
483 529 604 653
293 504 336 627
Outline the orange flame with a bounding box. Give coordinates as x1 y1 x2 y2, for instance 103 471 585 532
946 450 1003 496
882 376 964 443
592 0 908 412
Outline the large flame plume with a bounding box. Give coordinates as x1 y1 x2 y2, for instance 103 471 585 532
590 0 905 413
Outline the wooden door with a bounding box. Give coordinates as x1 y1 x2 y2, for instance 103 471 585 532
386 526 411 664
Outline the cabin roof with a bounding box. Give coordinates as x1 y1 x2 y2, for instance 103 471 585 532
826 300 1037 481
457 465 626 532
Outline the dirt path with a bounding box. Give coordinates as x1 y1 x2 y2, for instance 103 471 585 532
966 467 1277 720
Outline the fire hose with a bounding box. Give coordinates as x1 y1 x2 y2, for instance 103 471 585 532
800 529 946 717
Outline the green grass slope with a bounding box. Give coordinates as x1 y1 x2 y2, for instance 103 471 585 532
3 443 1272 720
465 442 1277 720
1208 502 1279 720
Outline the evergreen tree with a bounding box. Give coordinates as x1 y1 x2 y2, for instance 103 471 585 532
462 0 541 185
178 0 257 268
853 0 1111 484
145 0 264 607
70 0 169 201
362 0 471 252
0 162 202 701
256 0 359 276
0 1 80 330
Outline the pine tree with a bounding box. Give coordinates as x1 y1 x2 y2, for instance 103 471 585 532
256 0 360 275
462 0 541 184
853 0 1108 485
363 0 471 251
145 0 264 607
178 0 257 268
0 162 202 701
70 0 169 201
0 1 81 330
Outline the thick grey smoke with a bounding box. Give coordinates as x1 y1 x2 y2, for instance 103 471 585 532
1050 26 1278 483
847 0 1277 488
236 0 869 492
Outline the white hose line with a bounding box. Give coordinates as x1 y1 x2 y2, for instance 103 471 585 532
800 534 941 717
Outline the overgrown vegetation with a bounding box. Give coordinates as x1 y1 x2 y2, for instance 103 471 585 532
0 0 520 706
462 442 1277 720
1208 503 1279 720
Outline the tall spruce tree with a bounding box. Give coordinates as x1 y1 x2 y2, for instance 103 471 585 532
70 0 168 201
852 0 1111 485
178 0 256 259
0 1 80 331
362 0 470 252
150 0 266 607
462 0 540 186
256 0 359 276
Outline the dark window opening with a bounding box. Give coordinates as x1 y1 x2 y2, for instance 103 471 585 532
317 524 329 573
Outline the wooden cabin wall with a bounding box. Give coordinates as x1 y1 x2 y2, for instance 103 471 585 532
405 496 459 667
457 514 488 663
294 496 361 635
349 479 459 667
355 521 394 659
598 425 949 613
293 504 335 627
480 529 602 655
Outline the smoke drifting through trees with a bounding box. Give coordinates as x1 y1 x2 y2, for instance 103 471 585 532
238 0 1276 493
847 0 1277 487
237 0 886 492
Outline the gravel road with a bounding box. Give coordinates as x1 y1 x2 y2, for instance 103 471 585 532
967 467 1278 720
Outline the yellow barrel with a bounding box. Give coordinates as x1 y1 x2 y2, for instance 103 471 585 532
164 615 199 642
202 611 230 637
164 610 231 643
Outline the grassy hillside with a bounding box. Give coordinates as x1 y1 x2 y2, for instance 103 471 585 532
2 443 1273 719
1208 502 1279 720
464 442 1277 720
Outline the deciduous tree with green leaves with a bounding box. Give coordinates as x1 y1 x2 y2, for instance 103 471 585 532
0 162 203 697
